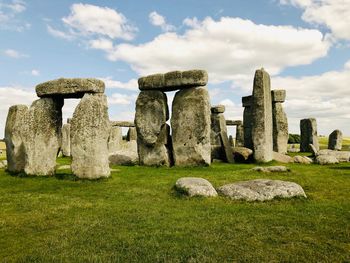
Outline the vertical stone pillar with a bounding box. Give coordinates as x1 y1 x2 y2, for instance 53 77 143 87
4 105 28 173
271 90 288 154
235 121 244 147
300 118 319 152
71 93 110 179
172 87 211 166
328 129 342 150
135 91 171 166
126 127 137 141
23 98 63 176
61 123 71 157
108 126 123 154
251 68 273 162
242 95 253 149
228 135 235 147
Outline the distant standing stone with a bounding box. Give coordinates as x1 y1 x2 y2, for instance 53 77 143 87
71 93 110 179
328 129 342 151
235 124 244 147
271 90 288 154
61 123 71 157
171 87 211 166
126 127 137 141
4 105 28 173
251 69 273 162
300 118 319 152
242 95 253 149
108 126 123 154
217 179 307 201
175 177 217 197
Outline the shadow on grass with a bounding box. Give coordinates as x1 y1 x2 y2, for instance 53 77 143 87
328 166 350 171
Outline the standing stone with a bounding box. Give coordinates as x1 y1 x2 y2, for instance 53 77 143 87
235 123 244 147
108 126 123 154
71 93 110 179
242 95 253 149
328 129 342 150
135 91 171 166
251 69 273 162
61 123 71 157
271 90 288 154
172 87 211 166
210 105 226 161
23 98 63 176
300 118 319 152
4 105 28 173
228 135 235 147
126 127 137 141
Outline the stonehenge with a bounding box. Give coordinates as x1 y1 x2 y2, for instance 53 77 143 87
328 129 342 150
226 120 244 147
300 118 319 152
61 123 71 157
242 95 253 149
271 90 288 154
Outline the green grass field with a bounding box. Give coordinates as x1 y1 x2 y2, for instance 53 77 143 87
0 157 349 262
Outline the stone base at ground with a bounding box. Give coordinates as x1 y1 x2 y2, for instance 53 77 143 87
232 147 253 162
293 156 313 164
217 179 307 201
175 177 217 197
272 152 293 163
252 166 290 172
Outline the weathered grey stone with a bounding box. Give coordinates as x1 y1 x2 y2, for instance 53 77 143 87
108 126 123 154
211 105 225 114
220 130 235 164
228 135 235 147
251 69 273 162
226 120 243 126
61 123 71 157
36 78 105 98
135 91 171 166
210 109 228 161
109 141 138 166
217 179 306 201
71 93 110 179
242 96 253 149
4 105 28 173
172 87 211 166
288 144 300 153
126 127 137 141
272 151 294 163
235 124 244 147
300 118 319 152
0 160 7 169
315 155 339 165
271 89 286 103
110 121 135 127
175 177 217 197
328 129 342 150
242 95 252 107
272 96 288 154
293 155 313 164
23 98 63 176
309 144 318 156
138 70 208 91
232 147 253 162
317 149 350 162
252 166 290 172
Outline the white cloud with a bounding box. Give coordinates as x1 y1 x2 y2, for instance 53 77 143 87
98 16 330 85
31 69 40 76
3 49 27 58
61 3 137 40
108 93 137 105
0 0 29 31
47 25 74 40
99 77 138 91
149 11 176 32
280 0 350 41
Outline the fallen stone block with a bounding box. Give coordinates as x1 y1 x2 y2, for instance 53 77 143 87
175 177 217 197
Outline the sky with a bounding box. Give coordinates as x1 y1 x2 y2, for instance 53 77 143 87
0 0 350 138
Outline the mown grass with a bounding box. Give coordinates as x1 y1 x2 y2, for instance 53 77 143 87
0 157 349 262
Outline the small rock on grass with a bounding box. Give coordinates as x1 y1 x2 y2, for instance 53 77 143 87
175 177 217 197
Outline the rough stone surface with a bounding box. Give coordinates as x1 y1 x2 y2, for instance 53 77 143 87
171 87 211 166
138 70 208 91
242 96 253 149
126 127 137 141
272 101 288 154
109 140 138 166
61 123 71 157
315 155 339 165
0 160 7 169
271 89 286 103
217 179 306 201
211 110 228 161
251 69 273 162
110 121 135 127
300 118 319 152
226 120 243 126
175 177 217 197
4 105 28 173
23 98 63 176
228 135 235 147
328 130 343 151
293 155 313 164
135 91 171 166
220 130 235 164
288 144 300 153
252 166 290 172
71 93 110 179
36 78 105 98
317 149 350 162
272 151 293 163
108 126 123 154
232 147 253 162
211 105 225 114
309 144 318 156
235 124 244 147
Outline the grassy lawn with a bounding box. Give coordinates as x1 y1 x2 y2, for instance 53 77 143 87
0 157 349 262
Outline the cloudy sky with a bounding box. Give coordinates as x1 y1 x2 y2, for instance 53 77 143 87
0 0 349 137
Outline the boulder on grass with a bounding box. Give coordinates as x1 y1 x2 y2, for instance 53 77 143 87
315 155 339 165
272 151 293 163
175 177 217 197
217 179 307 201
252 166 290 173
232 147 253 162
293 155 313 164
